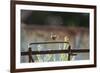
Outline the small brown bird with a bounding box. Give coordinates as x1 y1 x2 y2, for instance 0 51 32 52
50 32 57 40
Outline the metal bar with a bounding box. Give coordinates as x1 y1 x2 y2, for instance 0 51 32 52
30 42 69 45
68 45 71 61
28 47 34 62
21 49 89 56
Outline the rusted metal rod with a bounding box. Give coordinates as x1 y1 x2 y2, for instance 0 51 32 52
28 47 34 62
21 49 89 56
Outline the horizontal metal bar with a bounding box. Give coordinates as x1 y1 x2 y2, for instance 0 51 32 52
30 42 69 45
21 49 89 56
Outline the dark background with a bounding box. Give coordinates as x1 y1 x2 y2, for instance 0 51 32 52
21 10 89 27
